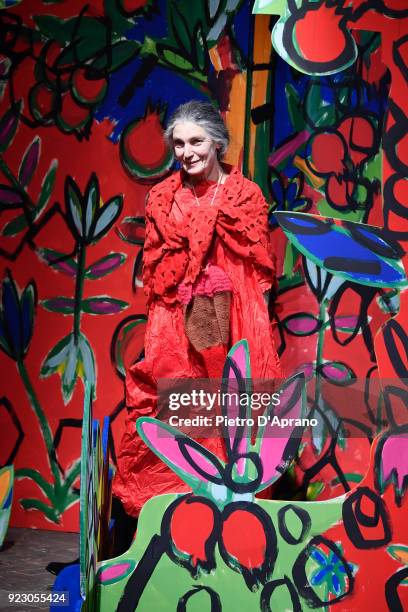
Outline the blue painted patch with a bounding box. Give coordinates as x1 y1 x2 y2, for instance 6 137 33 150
51 564 82 612
3 487 12 510
276 213 407 288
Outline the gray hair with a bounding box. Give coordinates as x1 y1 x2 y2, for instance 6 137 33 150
164 100 230 158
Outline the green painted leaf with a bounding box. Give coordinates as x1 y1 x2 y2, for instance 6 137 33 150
38 248 77 276
317 197 362 222
159 46 194 71
57 17 109 64
41 297 75 314
34 15 75 43
194 23 206 72
2 213 28 237
18 137 40 188
285 84 304 133
61 461 81 493
168 3 192 55
19 498 59 523
37 159 57 213
91 40 141 72
283 241 300 278
306 84 335 128
387 544 408 564
15 468 56 503
0 103 21 153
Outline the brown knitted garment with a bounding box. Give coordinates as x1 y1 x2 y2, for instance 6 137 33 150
184 292 231 351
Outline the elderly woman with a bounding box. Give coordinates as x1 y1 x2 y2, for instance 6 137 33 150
112 101 282 547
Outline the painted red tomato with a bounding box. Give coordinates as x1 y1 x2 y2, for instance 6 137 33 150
29 82 57 123
169 497 216 566
221 509 267 569
72 68 108 105
326 175 353 207
58 91 90 132
310 132 346 175
295 4 346 63
119 0 151 14
120 110 173 180
338 116 375 166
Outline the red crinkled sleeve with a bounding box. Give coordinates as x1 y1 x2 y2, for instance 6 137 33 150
142 204 164 306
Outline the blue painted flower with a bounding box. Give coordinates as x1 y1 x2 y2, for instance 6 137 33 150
269 170 311 226
310 544 356 598
0 271 36 361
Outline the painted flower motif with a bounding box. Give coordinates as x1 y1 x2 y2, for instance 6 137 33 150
310 544 356 598
0 271 36 361
376 427 408 504
306 115 379 212
65 173 123 245
268 170 312 225
41 331 95 404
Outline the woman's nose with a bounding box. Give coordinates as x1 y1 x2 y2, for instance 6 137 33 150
183 143 193 158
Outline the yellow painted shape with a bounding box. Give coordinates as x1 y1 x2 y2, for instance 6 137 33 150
293 155 325 188
0 466 12 507
208 47 223 73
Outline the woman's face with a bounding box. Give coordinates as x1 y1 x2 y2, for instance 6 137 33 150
172 121 220 181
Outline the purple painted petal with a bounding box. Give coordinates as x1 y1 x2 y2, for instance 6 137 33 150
98 561 135 584
85 253 125 279
82 297 128 315
334 316 359 329
320 362 354 382
19 137 40 187
284 314 320 335
0 185 23 208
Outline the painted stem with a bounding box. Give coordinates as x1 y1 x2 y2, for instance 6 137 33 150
73 243 86 342
17 359 61 487
314 298 328 406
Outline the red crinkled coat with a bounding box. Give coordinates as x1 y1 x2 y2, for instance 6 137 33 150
112 166 282 517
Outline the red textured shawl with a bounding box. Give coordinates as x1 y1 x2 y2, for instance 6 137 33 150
143 166 275 305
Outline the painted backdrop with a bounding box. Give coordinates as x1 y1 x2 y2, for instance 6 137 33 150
0 0 407 531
